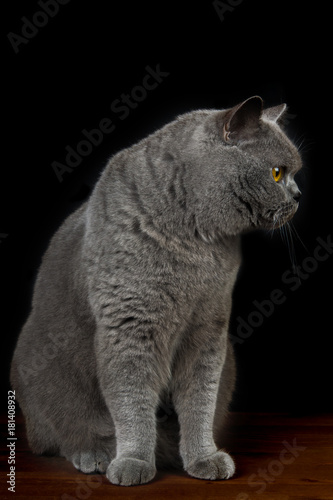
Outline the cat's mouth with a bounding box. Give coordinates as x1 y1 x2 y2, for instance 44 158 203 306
261 202 298 229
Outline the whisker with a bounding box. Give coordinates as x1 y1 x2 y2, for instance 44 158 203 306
289 222 310 254
278 221 300 277
290 132 314 155
286 222 298 275
295 136 307 153
272 212 280 234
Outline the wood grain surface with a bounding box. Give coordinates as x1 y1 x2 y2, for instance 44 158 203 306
1 411 332 499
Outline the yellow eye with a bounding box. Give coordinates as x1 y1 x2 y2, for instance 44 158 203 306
272 167 284 182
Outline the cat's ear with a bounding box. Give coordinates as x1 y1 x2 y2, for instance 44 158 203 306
262 103 287 123
221 96 263 143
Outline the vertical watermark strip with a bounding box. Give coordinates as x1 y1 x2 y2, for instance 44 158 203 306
7 390 16 493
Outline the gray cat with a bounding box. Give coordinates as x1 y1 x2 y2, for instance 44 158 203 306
10 96 302 486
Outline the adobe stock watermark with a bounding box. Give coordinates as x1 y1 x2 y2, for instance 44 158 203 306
7 0 71 54
236 438 307 499
0 233 9 245
51 64 170 182
18 329 76 387
213 0 244 23
7 390 17 493
61 474 103 500
230 234 333 346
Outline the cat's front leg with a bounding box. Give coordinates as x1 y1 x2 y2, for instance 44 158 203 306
171 333 235 481
94 323 170 486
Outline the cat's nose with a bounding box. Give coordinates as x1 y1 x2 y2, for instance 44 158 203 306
293 189 302 202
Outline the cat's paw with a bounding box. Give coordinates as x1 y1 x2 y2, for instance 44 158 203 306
106 457 156 486
71 449 110 474
186 450 235 481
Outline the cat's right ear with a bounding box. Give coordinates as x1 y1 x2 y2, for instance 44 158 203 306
219 96 263 143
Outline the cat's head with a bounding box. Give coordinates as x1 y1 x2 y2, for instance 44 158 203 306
183 96 302 238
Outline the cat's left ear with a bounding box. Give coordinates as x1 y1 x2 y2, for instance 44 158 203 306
262 103 287 123
221 96 263 143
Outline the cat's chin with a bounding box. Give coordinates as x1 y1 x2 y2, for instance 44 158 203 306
260 202 299 230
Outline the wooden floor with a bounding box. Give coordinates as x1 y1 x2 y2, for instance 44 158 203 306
1 411 333 500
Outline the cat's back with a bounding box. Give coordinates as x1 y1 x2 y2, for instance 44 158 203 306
31 202 89 312
10 201 94 401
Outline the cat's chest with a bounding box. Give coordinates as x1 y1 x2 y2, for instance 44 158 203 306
155 244 241 350
165 240 241 312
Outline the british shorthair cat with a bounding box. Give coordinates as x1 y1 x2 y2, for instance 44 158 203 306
11 96 302 485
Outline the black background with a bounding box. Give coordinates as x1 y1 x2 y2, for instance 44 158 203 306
1 0 332 414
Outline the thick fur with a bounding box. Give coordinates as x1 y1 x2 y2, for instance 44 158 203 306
10 96 302 485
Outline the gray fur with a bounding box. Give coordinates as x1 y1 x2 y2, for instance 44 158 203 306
10 96 302 485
